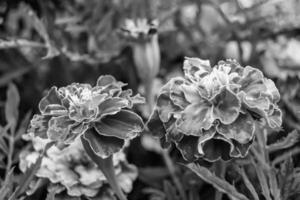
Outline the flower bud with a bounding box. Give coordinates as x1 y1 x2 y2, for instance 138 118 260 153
120 19 160 83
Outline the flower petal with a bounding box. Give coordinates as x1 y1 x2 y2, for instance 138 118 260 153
197 127 216 154
147 109 166 138
267 106 282 128
83 128 125 158
39 87 65 115
212 87 241 124
156 92 180 123
217 113 255 144
47 115 75 142
176 135 201 162
97 97 129 118
94 110 143 140
181 84 202 104
177 102 214 135
164 117 184 142
169 78 189 108
201 138 232 162
264 78 280 102
96 75 117 87
29 114 52 138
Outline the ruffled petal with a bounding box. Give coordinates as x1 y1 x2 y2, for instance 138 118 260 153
176 135 201 162
197 127 216 154
201 137 232 162
217 113 255 144
29 114 52 138
39 87 65 115
267 105 282 128
212 87 241 124
83 128 125 158
147 109 166 138
97 97 129 118
47 115 75 142
181 84 202 104
264 78 280 102
169 78 189 108
96 75 117 87
177 102 214 135
156 92 181 123
94 110 143 140
164 117 184 142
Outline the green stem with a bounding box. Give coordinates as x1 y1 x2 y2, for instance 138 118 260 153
162 149 187 200
81 137 127 200
214 160 226 200
145 79 155 114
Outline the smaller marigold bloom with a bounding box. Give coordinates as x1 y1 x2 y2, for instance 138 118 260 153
19 134 138 198
147 57 282 162
29 75 145 158
120 18 160 84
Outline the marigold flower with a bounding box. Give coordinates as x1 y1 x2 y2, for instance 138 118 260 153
19 134 138 198
147 57 282 162
29 75 145 158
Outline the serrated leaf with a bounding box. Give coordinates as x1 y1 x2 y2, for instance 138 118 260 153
14 142 53 198
267 130 300 152
250 158 272 200
235 166 259 200
185 163 249 200
5 83 20 133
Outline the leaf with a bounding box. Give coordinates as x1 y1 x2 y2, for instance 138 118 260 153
83 128 125 158
15 111 32 140
5 83 20 133
250 158 272 200
235 166 259 200
81 136 127 200
0 168 15 199
94 110 144 140
0 68 30 87
0 39 45 49
267 130 300 152
185 163 249 200
14 142 53 198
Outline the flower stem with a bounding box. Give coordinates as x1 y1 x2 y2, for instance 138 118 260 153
162 149 187 200
81 137 127 200
214 160 227 200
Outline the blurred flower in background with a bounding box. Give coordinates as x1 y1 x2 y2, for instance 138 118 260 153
259 37 300 80
147 57 282 162
19 134 138 199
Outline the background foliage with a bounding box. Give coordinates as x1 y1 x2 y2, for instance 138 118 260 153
0 0 300 199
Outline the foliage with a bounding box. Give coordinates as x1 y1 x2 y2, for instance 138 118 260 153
0 0 300 200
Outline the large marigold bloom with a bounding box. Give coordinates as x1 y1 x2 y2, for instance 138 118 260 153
147 57 282 162
29 75 144 158
19 135 138 198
